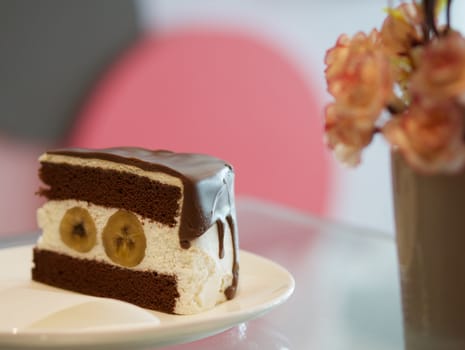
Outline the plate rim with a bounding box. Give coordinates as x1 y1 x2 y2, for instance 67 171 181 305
0 244 295 349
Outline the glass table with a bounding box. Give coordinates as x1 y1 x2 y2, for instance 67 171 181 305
0 197 403 350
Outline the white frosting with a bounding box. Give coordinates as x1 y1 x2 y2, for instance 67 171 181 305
36 200 234 315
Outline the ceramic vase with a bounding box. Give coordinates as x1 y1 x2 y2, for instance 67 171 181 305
391 152 465 350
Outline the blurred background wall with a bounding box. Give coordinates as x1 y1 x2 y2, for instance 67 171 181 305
2 0 464 236
0 0 139 235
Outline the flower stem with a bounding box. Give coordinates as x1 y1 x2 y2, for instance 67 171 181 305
423 0 438 38
446 0 453 32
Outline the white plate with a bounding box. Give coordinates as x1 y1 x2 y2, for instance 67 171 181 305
0 245 294 349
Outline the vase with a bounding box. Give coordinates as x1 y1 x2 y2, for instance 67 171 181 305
391 152 465 350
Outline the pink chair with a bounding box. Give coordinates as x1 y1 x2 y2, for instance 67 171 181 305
69 29 331 217
0 134 47 236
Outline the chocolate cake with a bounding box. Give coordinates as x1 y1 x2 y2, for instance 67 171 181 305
32 147 239 315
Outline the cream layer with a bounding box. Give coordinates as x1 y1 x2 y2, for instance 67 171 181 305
36 200 234 314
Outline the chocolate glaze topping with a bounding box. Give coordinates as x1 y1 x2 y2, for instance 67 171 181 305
42 147 239 299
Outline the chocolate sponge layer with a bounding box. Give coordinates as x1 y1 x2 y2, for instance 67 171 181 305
39 162 181 227
32 248 179 314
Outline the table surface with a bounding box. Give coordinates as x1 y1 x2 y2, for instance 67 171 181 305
0 197 404 350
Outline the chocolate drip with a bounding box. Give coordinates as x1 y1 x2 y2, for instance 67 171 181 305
225 263 239 300
225 214 239 300
217 220 225 259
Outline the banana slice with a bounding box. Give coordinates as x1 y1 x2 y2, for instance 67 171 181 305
102 210 146 267
59 207 97 253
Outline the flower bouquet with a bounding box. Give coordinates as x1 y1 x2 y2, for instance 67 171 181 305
324 1 465 349
324 0 464 174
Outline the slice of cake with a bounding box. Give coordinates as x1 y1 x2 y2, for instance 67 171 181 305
32 147 239 315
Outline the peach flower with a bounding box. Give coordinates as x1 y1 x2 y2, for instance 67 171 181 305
380 2 424 57
325 30 395 120
380 3 424 100
324 103 376 166
410 31 465 102
383 99 465 173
